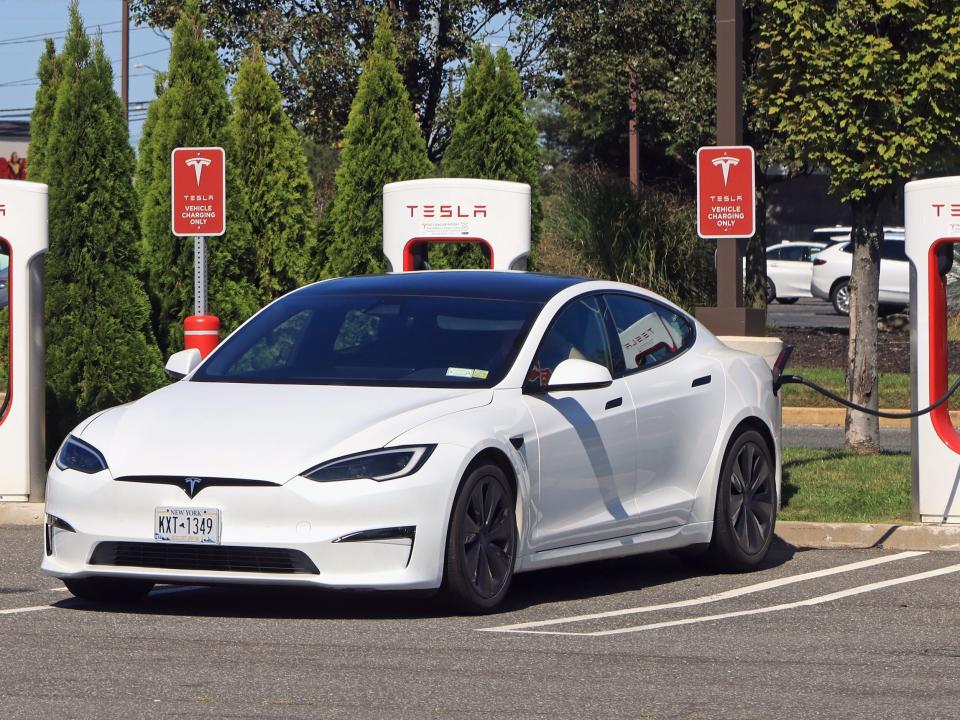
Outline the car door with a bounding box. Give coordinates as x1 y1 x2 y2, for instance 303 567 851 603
602 293 726 528
776 244 810 296
522 296 640 550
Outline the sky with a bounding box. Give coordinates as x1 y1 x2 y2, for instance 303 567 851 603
0 0 172 148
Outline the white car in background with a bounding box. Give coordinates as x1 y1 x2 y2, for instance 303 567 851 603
42 271 782 613
760 242 825 304
810 237 909 315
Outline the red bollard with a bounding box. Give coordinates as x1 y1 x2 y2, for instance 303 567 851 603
184 315 220 358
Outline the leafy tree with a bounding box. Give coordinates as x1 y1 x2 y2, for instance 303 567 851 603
757 0 960 451
44 3 165 445
130 0 544 159
137 0 259 357
229 49 317 300
27 39 63 184
324 11 433 277
532 0 715 178
434 46 542 269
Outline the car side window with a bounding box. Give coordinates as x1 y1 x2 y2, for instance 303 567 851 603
604 294 694 373
780 245 805 261
881 241 908 262
527 297 611 388
766 248 782 261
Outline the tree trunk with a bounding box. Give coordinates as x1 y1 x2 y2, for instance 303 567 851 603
845 195 884 453
744 168 768 309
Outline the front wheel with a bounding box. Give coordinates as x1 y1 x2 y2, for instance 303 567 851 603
63 577 154 603
444 463 517 614
707 429 777 571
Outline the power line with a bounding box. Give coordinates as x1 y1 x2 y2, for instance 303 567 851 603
0 48 168 88
0 20 122 45
0 26 155 47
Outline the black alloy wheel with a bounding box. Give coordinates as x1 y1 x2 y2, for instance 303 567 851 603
831 280 851 316
444 463 517 613
708 429 777 570
765 277 776 304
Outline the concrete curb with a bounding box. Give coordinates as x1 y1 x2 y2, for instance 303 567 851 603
783 406 960 428
0 502 44 526
777 520 960 552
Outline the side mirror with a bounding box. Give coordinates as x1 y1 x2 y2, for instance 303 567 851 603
165 348 202 380
540 358 613 392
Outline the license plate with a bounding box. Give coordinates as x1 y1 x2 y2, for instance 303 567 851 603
155 507 221 544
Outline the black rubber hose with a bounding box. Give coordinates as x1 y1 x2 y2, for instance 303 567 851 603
778 373 960 420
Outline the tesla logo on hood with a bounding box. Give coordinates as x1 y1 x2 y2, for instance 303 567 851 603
183 477 203 498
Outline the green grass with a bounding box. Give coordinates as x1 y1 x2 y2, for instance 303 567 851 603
780 447 912 523
780 366 914 409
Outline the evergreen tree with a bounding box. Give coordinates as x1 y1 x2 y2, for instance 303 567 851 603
137 0 258 356
44 3 164 445
324 10 433 277
27 38 63 184
229 49 316 300
437 46 542 268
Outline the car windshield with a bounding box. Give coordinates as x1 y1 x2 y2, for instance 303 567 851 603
192 292 543 387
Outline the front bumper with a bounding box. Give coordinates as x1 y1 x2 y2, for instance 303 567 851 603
41 444 466 591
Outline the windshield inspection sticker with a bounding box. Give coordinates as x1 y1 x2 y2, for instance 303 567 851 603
447 367 489 379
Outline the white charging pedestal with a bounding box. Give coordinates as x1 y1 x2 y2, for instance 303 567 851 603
0 180 48 502
383 179 531 272
906 177 960 523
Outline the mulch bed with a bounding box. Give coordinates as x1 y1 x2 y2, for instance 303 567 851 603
776 326 960 373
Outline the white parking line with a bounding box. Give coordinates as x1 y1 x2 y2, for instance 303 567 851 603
480 551 927 634
0 605 56 616
511 563 960 637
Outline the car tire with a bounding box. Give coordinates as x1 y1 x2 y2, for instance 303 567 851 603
63 577 155 603
707 429 777 571
776 297 799 305
831 279 851 316
443 463 517 614
765 277 776 304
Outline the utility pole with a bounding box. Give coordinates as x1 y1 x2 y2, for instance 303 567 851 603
695 0 765 336
121 0 130 121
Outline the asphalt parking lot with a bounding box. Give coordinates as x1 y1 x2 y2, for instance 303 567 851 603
3 526 960 719
767 298 847 329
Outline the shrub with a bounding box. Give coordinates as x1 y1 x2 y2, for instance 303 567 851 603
538 165 715 310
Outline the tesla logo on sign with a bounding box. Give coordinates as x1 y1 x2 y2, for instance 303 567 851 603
405 204 487 219
171 147 226 237
932 204 960 218
696 146 755 239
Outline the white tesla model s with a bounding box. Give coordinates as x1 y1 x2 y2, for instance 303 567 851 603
43 272 781 612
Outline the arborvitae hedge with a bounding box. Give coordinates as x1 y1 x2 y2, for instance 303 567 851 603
324 10 433 277
438 46 542 268
137 0 258 356
44 3 164 445
229 50 316 301
27 38 62 184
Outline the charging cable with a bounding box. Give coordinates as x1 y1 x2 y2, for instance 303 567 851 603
777 373 960 419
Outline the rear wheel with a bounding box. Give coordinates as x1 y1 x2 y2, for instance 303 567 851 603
444 463 517 614
707 429 777 571
63 577 154 603
831 280 851 315
765 277 776 304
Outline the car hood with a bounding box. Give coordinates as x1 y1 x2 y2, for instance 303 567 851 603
79 381 492 482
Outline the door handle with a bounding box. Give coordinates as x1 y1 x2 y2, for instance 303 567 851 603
605 397 623 410
692 375 712 388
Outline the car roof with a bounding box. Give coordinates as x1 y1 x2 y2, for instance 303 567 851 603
297 271 588 303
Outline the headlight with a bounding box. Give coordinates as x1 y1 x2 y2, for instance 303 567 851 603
55 435 109 474
303 445 435 482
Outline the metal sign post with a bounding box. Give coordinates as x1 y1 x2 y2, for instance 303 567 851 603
172 147 225 357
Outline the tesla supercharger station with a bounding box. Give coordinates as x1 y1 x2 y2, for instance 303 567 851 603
383 178 531 271
0 180 48 502
906 177 960 524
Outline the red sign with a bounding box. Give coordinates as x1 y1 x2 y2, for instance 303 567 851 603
171 147 226 237
696 145 755 239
